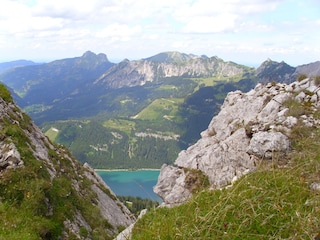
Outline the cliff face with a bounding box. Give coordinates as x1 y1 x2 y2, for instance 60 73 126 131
0 84 134 239
154 77 320 206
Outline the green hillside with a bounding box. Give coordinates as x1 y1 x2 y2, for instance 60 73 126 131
40 76 257 169
133 98 183 122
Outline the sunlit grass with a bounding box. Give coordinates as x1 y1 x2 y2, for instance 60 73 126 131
103 118 136 136
132 153 320 239
44 127 59 142
134 98 184 121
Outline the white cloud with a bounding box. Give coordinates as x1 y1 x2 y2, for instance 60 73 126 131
0 0 319 66
96 24 142 42
174 0 283 33
181 14 239 33
31 0 103 19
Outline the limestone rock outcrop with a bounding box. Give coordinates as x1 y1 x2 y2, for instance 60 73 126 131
154 78 320 206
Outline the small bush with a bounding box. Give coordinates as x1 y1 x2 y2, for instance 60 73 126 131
184 168 210 193
314 75 320 86
297 73 308 82
282 97 311 117
0 83 13 103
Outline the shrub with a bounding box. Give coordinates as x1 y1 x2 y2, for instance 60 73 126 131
282 97 311 117
0 83 13 103
314 75 320 86
184 168 210 193
297 73 308 82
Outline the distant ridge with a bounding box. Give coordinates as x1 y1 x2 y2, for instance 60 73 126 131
0 59 39 74
255 58 320 84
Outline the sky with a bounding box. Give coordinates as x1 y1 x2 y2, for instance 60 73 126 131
0 0 319 66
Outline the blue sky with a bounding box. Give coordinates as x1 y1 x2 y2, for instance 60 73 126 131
0 0 319 66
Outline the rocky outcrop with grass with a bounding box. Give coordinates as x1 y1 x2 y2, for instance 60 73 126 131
0 83 134 239
154 77 320 206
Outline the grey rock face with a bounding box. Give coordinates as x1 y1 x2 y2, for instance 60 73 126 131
83 163 134 228
155 78 320 206
0 143 23 173
153 164 192 206
247 131 290 158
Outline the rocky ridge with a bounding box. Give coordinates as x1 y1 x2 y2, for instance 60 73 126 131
0 84 134 239
154 77 320 206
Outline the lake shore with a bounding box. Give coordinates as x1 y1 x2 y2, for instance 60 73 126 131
94 168 160 172
96 169 161 201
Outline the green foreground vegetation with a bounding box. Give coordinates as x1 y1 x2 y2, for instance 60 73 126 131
131 97 320 239
0 83 119 239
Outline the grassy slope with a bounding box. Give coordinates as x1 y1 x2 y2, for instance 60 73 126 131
131 94 320 239
133 98 184 123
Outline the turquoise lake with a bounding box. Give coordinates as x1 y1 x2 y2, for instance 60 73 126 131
96 170 161 201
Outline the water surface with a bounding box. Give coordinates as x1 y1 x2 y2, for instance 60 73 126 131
96 170 161 201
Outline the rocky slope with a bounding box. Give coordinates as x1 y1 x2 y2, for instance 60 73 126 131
154 77 320 206
0 83 134 239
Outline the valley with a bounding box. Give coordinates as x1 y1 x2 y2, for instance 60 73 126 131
1 51 315 169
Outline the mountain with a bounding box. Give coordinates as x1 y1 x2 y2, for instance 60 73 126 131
256 58 320 84
0 83 134 239
295 61 320 77
0 60 39 74
144 51 202 63
129 77 320 239
256 58 296 83
94 52 250 89
0 51 114 108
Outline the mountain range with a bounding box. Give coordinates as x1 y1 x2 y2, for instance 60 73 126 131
0 51 319 169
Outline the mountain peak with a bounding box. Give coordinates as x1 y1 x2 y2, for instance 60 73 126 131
144 51 201 63
256 59 295 84
81 50 109 62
